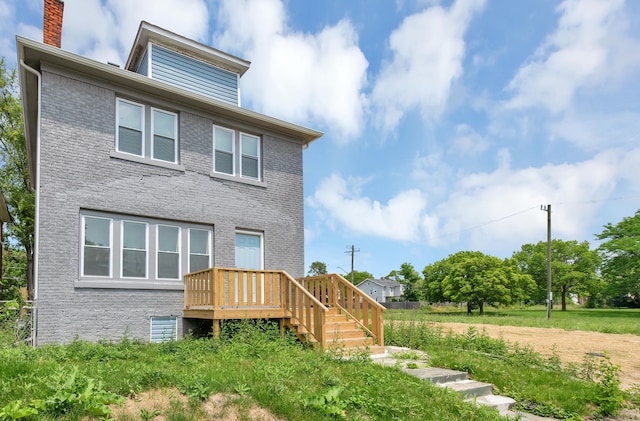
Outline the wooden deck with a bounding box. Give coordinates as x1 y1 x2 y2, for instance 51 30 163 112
183 268 386 351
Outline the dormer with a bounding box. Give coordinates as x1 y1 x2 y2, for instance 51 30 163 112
125 21 250 106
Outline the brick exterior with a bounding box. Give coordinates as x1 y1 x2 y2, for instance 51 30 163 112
43 0 64 48
35 64 306 344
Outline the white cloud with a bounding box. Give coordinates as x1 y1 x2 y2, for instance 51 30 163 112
61 0 209 65
371 0 486 132
549 111 640 152
505 0 636 113
214 0 368 141
310 148 629 254
450 124 489 155
308 173 429 242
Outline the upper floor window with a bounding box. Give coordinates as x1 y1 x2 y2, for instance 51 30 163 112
116 98 178 164
213 125 261 181
240 133 260 179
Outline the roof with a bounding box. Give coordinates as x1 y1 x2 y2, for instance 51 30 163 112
357 278 403 288
125 21 251 76
17 35 323 189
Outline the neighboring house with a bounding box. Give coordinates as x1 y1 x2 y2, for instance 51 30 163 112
356 278 404 303
18 1 322 344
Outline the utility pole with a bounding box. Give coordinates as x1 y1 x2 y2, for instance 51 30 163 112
540 204 552 320
345 245 360 284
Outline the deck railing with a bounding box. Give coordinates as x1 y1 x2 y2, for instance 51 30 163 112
184 268 327 347
298 274 386 346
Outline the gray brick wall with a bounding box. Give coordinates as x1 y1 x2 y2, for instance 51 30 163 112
35 65 306 344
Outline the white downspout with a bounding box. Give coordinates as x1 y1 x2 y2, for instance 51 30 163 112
19 59 41 347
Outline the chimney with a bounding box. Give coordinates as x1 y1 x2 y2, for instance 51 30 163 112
43 0 64 48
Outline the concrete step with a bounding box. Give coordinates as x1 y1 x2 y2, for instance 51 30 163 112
466 395 516 415
441 379 493 398
404 367 468 384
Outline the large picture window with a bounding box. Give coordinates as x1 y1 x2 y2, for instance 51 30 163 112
79 211 212 287
116 98 178 164
212 125 261 181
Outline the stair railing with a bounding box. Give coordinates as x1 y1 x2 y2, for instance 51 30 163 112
298 274 386 346
281 271 328 348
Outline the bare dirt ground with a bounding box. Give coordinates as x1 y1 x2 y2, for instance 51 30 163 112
429 322 640 389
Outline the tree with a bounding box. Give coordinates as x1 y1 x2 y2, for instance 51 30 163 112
422 251 535 315
0 59 34 299
344 270 373 286
1 247 27 301
394 262 422 301
307 261 328 276
513 240 601 311
597 210 640 307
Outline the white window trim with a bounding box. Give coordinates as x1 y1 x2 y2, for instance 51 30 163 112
213 125 235 176
150 107 179 164
116 98 145 158
157 224 182 280
240 132 261 180
235 230 264 270
121 220 149 279
80 215 113 278
188 228 212 273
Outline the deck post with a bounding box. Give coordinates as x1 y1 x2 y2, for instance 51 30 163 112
213 319 220 339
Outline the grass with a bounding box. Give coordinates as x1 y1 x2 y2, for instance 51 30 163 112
385 305 640 335
0 316 635 420
0 320 505 421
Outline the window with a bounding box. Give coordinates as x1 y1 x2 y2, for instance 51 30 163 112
189 229 211 272
241 133 260 179
235 231 263 270
79 211 212 288
82 216 112 277
152 109 178 163
213 126 261 181
158 225 180 279
116 98 178 164
213 126 234 175
117 99 144 156
122 221 147 278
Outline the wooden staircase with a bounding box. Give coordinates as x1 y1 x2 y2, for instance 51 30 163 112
288 307 385 354
183 269 386 353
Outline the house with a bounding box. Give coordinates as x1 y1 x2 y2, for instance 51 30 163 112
18 0 384 350
357 278 404 303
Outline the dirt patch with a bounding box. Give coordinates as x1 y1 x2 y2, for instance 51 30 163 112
429 322 640 389
110 389 283 421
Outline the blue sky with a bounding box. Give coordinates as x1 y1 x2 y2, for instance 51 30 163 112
2 0 640 278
